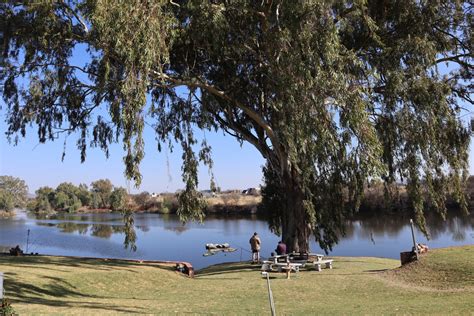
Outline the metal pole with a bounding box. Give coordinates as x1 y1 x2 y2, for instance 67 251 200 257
409 219 419 260
0 272 3 299
262 272 276 316
26 229 30 254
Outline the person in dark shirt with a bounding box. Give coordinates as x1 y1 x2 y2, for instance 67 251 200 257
275 240 287 256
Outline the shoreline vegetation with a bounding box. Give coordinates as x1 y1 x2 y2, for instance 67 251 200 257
19 178 266 216
15 176 474 217
30 191 263 216
2 176 474 218
0 245 472 314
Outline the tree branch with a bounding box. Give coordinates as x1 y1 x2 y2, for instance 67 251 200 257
152 71 285 162
58 1 89 34
435 54 472 68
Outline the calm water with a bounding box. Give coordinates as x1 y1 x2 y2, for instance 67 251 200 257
1 210 473 269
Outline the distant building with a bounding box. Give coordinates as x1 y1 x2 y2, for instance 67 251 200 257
150 192 163 202
223 189 240 194
200 190 216 198
242 187 260 196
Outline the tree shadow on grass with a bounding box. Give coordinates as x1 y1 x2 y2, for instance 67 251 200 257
196 262 295 280
363 269 390 273
0 255 173 272
195 277 243 280
0 255 177 313
0 263 71 273
4 273 146 314
301 270 390 276
5 272 100 299
196 259 397 279
12 298 144 314
332 259 390 264
196 262 261 277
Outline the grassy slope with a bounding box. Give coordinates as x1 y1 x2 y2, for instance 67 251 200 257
0 246 473 315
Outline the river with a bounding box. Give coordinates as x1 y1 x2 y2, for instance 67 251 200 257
1 210 473 269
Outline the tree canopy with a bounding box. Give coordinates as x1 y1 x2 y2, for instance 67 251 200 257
91 179 113 209
110 187 128 211
1 1 472 252
28 179 129 213
0 175 29 212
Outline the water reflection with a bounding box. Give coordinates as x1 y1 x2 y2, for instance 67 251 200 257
35 221 148 238
29 211 474 244
344 212 474 243
58 222 89 235
90 225 123 238
164 226 189 234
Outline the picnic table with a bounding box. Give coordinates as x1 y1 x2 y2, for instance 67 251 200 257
312 259 333 271
307 253 325 261
289 252 325 263
261 261 303 279
262 252 333 274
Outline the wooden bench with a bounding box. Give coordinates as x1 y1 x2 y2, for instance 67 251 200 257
313 259 333 271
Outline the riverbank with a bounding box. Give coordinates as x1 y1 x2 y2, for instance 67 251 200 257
30 194 262 216
0 210 15 218
0 245 472 314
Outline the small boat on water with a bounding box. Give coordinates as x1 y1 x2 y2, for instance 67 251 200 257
203 243 237 256
205 243 230 250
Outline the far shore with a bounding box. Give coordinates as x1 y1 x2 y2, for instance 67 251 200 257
24 194 263 217
20 194 474 219
0 210 16 218
18 176 474 218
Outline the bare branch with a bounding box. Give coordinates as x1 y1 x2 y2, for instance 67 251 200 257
435 54 473 68
58 1 89 33
169 0 180 7
152 71 285 162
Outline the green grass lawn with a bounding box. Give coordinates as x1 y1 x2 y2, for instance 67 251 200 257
0 246 473 315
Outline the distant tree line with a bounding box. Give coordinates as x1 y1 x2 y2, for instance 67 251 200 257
28 179 129 213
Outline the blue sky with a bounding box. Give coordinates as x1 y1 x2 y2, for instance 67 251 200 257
0 44 266 194
2 107 473 194
0 115 265 194
1 46 472 194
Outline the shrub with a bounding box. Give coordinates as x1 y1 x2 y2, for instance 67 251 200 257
1 298 16 316
0 191 14 212
159 195 178 213
110 187 129 211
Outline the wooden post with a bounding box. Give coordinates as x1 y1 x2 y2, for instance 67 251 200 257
410 219 419 260
286 264 291 279
26 229 30 254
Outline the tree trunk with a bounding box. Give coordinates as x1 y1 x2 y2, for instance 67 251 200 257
281 172 310 253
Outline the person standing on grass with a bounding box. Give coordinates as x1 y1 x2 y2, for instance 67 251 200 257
249 232 261 263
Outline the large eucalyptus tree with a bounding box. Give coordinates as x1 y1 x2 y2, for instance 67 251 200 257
1 1 472 252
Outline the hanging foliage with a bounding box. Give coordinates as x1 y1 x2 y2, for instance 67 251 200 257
1 1 472 252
